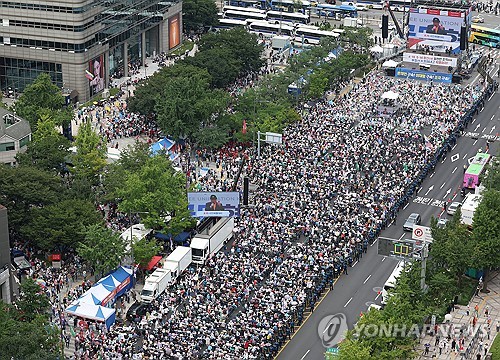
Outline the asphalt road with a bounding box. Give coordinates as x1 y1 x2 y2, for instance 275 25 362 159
277 88 500 360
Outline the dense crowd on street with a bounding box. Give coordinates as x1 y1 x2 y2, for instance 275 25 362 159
57 69 489 360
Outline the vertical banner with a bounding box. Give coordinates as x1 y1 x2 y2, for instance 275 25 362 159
87 55 105 98
168 13 181 50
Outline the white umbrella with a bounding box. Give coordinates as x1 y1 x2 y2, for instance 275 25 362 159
370 45 384 53
382 59 399 68
381 91 399 100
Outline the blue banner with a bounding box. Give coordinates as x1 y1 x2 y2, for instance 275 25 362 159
395 67 452 83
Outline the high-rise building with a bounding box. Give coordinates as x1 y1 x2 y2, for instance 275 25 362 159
0 205 12 303
0 0 183 102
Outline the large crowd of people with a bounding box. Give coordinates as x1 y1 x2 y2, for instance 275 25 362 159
58 69 490 360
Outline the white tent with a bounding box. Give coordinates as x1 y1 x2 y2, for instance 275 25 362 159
370 45 384 53
382 59 399 68
381 91 400 100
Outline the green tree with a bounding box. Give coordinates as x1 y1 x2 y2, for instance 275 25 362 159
308 70 329 99
77 224 125 277
337 338 372 360
14 73 72 131
342 27 374 49
132 237 161 268
21 199 102 251
16 278 51 322
0 165 62 234
117 155 195 235
0 302 60 360
471 189 500 291
72 120 107 184
186 47 242 88
16 114 70 172
182 0 219 33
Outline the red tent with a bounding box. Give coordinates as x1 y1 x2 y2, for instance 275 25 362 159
143 256 162 271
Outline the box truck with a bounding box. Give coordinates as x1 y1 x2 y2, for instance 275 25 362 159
140 268 171 303
461 193 482 227
163 246 192 280
191 217 234 264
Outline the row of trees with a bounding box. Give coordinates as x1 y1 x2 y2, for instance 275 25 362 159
338 154 500 359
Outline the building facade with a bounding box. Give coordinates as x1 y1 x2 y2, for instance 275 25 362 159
0 0 183 103
0 205 12 304
0 108 31 165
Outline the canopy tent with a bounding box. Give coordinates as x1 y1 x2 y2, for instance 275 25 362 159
382 59 399 68
150 137 178 161
108 266 134 297
381 91 399 100
143 255 163 271
65 303 116 329
97 274 121 291
370 45 384 53
154 231 191 245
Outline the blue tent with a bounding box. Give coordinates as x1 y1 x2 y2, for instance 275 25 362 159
150 137 178 161
107 266 134 297
65 303 116 329
155 231 191 245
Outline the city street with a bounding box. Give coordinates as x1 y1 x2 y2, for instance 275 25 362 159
277 88 500 360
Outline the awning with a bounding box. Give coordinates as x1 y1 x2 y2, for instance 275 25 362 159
143 255 162 271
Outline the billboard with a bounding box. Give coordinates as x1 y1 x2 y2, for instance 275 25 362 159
407 8 465 53
395 67 452 83
403 52 457 67
86 55 105 97
188 192 240 217
168 13 181 50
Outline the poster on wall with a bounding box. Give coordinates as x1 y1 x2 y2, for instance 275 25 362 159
168 14 181 50
85 55 105 98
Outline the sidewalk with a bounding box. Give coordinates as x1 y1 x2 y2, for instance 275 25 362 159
415 271 500 359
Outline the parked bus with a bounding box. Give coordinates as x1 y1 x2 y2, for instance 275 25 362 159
381 261 406 305
248 20 295 36
259 0 311 12
223 9 268 21
357 0 384 9
469 24 500 48
223 5 266 13
215 18 249 30
463 152 491 189
228 0 259 7
267 10 310 24
294 26 340 44
315 4 358 18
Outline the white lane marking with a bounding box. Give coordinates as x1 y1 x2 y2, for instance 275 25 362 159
452 144 457 150
490 126 496 134
352 261 358 267
473 139 478 145
403 203 409 210
375 293 381 301
398 233 405 240
344 297 353 307
430 172 435 178
488 92 495 101
440 182 446 189
381 257 386 262
441 157 446 164
452 166 457 174
452 193 458 200
472 117 477 124
475 123 481 131
462 153 468 159
371 238 379 247
364 275 372 284
300 350 310 360
492 115 496 121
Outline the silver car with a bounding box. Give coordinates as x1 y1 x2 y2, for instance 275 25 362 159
403 213 421 231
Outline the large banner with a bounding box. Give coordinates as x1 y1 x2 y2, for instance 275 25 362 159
395 67 452 83
86 55 105 98
188 192 240 217
407 8 465 53
403 52 458 67
168 13 181 50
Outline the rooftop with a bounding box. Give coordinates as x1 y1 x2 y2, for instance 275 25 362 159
0 108 31 140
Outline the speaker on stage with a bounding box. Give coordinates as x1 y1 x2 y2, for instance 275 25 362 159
460 25 467 51
382 15 389 39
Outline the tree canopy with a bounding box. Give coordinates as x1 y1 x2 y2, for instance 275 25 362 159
14 73 72 131
182 0 219 33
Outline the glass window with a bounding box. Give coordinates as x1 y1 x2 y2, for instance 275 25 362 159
19 135 30 148
0 142 15 152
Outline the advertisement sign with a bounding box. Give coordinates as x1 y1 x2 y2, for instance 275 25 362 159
86 55 105 97
407 8 465 53
168 13 181 50
403 52 458 67
188 192 240 217
395 67 452 83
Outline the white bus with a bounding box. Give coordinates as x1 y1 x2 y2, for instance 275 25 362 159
223 5 266 14
223 9 267 21
216 18 249 30
294 26 340 45
266 10 310 24
248 20 295 36
381 261 406 305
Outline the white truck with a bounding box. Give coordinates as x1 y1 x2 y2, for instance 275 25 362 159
271 35 291 51
461 192 482 227
140 268 171 303
163 246 192 280
190 217 234 264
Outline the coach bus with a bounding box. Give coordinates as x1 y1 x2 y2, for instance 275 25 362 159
357 0 384 9
469 24 500 48
266 10 310 24
248 20 295 36
294 26 340 44
223 9 268 21
215 18 249 30
228 0 259 7
223 5 266 13
463 152 491 189
381 261 406 305
315 4 358 18
258 0 311 12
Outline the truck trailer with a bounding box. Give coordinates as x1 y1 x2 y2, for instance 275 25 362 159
190 217 234 264
140 268 171 303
